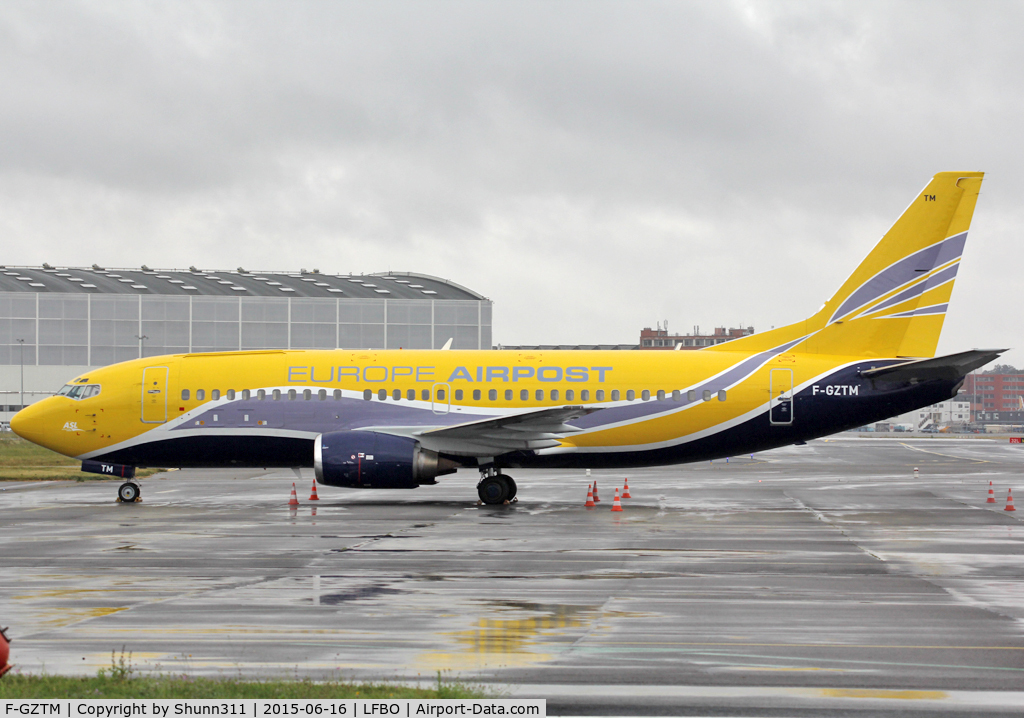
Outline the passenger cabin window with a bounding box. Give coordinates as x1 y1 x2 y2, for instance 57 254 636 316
436 389 445 400
287 389 296 400
257 389 266 400
455 389 463 400
364 389 372 400
473 389 481 401
303 389 312 400
378 389 386 400
334 390 343 400
672 390 680 401
657 390 666 401
626 390 635 401
641 390 650 401
565 389 574 401
211 389 221 401
520 389 529 401
196 389 206 401
581 389 589 401
226 389 235 400
393 389 401 401
718 390 727 402
551 389 559 401
535 389 544 401
688 390 696 402
318 389 327 400
504 389 513 400
703 390 712 401
272 389 281 400
609 390 618 401
488 389 497 400
241 389 250 400
596 390 605 401
407 389 416 400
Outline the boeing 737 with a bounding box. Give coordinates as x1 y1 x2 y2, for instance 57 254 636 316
10 172 1003 504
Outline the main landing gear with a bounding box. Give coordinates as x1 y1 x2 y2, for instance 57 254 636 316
477 468 517 505
117 482 142 503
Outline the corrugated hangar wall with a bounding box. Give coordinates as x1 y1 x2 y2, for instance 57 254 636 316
0 268 492 417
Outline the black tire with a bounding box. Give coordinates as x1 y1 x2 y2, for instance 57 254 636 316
503 475 517 501
477 476 509 505
118 482 140 503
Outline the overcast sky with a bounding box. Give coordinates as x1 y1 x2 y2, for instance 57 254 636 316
1 0 1021 363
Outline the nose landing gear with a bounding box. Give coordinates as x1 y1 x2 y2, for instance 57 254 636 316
117 482 142 503
477 467 517 505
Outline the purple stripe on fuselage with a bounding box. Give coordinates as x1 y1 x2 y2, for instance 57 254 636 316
830 232 967 323
886 303 948 319
571 336 807 429
172 397 496 434
857 262 959 317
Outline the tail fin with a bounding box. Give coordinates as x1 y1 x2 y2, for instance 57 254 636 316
722 171 984 358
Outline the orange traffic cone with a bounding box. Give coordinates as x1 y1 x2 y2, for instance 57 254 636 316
987 481 996 503
593 481 601 502
288 482 300 506
1006 488 1016 512
309 480 320 501
622 478 631 499
585 483 595 508
611 488 623 512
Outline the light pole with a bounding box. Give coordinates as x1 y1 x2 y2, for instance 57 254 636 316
135 334 148 359
16 338 25 410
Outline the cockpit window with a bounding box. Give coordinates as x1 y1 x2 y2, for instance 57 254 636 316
57 383 101 400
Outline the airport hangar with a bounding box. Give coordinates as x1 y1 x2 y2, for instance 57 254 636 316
0 266 492 423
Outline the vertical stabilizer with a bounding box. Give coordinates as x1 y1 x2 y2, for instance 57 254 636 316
721 171 984 358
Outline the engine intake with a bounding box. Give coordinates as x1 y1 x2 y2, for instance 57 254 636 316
314 431 457 489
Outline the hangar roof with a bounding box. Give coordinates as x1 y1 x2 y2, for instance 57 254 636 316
0 266 485 301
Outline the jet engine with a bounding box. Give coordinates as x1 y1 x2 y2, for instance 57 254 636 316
314 431 457 489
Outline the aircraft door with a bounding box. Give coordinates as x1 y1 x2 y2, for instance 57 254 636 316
769 368 794 426
431 382 451 415
141 366 169 423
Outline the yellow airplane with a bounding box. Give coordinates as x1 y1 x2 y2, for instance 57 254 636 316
11 172 1003 504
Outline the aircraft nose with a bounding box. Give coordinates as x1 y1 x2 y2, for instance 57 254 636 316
10 399 58 448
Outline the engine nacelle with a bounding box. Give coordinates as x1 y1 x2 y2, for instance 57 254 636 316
314 431 457 489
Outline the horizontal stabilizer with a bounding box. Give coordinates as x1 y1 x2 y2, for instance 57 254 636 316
860 349 1006 383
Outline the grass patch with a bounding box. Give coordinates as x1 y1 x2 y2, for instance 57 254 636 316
0 650 489 699
0 435 163 481
0 674 487 699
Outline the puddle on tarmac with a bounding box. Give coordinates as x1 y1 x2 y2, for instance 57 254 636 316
29 606 129 630
416 600 604 672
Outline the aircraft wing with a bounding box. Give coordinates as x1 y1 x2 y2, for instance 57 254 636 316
860 349 1007 383
411 405 601 455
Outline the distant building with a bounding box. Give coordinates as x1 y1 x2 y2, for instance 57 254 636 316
1 265 492 420
973 410 1024 426
963 370 1024 417
640 324 754 349
889 397 972 430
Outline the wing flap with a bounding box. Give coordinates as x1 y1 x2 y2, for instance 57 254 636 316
413 405 601 456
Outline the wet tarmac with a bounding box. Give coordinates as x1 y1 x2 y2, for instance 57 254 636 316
1 436 1022 716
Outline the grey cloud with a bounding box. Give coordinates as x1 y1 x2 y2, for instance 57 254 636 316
0 0 1020 362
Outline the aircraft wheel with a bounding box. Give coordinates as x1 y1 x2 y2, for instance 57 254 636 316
502 475 517 501
118 482 140 503
477 476 509 505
